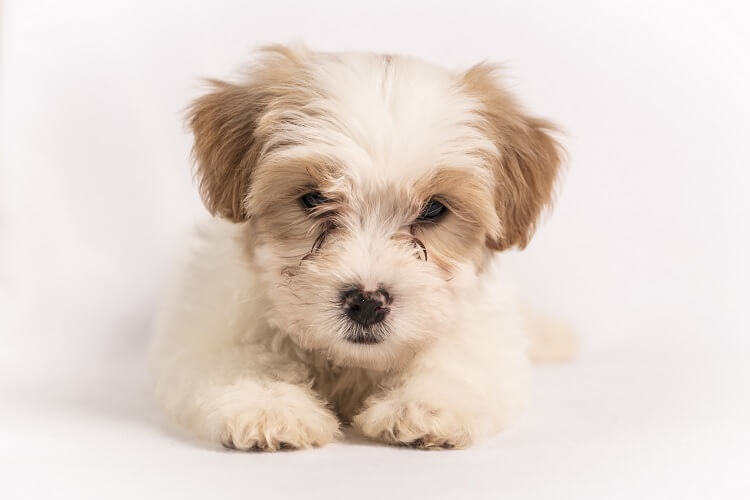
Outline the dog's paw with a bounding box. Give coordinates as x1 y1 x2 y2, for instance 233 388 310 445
353 398 472 450
210 384 341 451
218 407 340 451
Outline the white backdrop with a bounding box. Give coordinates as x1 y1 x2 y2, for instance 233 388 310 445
2 1 749 499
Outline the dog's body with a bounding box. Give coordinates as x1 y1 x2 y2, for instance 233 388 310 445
152 45 572 450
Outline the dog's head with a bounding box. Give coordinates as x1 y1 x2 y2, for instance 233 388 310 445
188 45 561 369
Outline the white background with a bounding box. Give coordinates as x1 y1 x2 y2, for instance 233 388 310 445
2 1 749 498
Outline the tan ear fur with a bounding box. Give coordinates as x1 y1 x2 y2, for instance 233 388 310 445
462 63 563 250
186 45 305 221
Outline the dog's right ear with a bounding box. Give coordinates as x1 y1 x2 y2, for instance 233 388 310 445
187 46 304 221
187 80 261 221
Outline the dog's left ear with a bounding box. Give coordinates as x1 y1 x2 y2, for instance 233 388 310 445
462 64 563 251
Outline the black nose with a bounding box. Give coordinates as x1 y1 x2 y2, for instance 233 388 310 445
341 288 389 327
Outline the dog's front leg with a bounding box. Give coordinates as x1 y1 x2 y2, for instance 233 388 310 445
352 339 530 449
153 343 341 451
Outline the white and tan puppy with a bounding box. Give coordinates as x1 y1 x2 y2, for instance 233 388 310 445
151 45 571 451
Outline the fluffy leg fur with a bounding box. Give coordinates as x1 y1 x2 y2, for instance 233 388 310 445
353 353 529 449
153 346 340 450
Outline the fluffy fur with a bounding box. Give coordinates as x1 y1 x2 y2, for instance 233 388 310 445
151 45 570 451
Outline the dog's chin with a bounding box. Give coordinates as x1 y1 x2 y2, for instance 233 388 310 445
326 340 415 371
332 318 427 370
341 320 388 346
285 322 417 371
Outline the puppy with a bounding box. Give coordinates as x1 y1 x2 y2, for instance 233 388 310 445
151 45 573 451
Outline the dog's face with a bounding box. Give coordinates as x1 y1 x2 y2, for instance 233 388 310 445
188 46 561 369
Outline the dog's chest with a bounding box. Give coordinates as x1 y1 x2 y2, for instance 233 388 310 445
262 331 386 421
309 358 383 422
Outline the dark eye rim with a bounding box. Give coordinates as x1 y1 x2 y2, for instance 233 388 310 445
417 199 448 222
300 191 328 210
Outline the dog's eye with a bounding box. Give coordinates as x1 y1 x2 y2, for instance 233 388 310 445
418 199 447 221
300 191 328 210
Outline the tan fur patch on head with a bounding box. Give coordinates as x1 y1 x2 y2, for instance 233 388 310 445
186 45 312 221
461 63 563 251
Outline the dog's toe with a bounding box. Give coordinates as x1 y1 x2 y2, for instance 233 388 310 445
404 435 457 450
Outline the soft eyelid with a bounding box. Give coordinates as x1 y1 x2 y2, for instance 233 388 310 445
418 195 448 213
435 198 481 225
306 199 341 219
295 185 321 197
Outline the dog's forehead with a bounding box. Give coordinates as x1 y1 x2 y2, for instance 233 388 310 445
296 53 495 185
